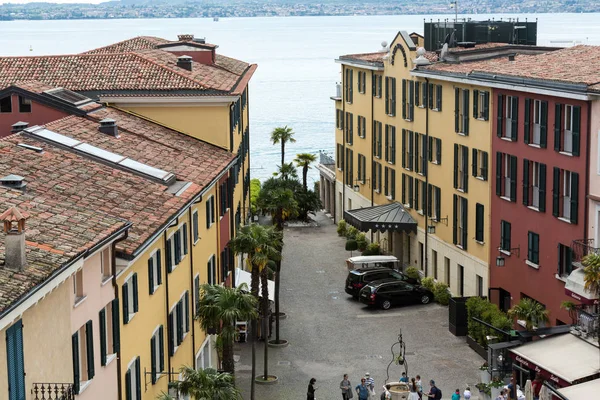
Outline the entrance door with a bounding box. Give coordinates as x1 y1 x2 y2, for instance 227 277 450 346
6 319 25 400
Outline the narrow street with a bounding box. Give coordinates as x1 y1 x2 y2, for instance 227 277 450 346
236 212 483 399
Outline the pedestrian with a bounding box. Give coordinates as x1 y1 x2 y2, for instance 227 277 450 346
381 384 392 400
464 387 471 400
400 372 409 382
364 373 376 399
532 376 543 400
507 377 517 400
340 374 353 400
415 375 423 400
356 378 370 400
408 378 420 400
307 378 317 400
452 389 461 400
496 389 506 400
426 380 442 400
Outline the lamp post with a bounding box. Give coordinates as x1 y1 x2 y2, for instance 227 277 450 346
450 1 458 22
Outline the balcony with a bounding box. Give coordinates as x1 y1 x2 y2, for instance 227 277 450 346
330 83 342 101
571 238 600 264
32 383 74 400
570 305 599 346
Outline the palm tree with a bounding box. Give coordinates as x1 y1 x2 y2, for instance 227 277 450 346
582 253 600 342
294 153 317 191
276 162 298 181
508 298 550 331
270 126 296 166
195 283 258 375
157 367 241 400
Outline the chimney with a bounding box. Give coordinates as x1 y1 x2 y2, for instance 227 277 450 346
1 206 28 270
177 55 193 71
98 118 119 137
508 54 516 61
193 37 206 44
0 174 26 191
177 34 194 42
11 121 28 133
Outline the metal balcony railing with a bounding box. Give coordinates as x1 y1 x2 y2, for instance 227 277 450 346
572 306 600 340
571 239 600 262
32 383 74 400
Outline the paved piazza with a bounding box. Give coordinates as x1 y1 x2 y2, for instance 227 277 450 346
236 213 483 399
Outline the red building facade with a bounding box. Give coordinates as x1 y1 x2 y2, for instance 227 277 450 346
490 88 589 325
0 93 70 137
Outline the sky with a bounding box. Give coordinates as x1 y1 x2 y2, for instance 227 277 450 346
1 0 107 4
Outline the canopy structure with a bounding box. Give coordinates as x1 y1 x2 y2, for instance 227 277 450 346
235 268 274 302
556 378 600 400
509 333 600 387
565 268 599 305
344 203 417 234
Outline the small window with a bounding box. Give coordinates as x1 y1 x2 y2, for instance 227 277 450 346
557 244 573 277
100 248 111 283
500 220 512 252
429 137 442 165
72 321 95 392
125 357 141 400
206 195 216 228
122 274 139 324
527 231 540 266
18 96 31 113
150 326 164 384
208 255 217 285
192 210 199 243
0 96 11 113
148 250 162 294
99 302 117 366
73 269 85 304
476 275 484 296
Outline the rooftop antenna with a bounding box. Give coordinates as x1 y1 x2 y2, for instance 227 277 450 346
450 0 458 22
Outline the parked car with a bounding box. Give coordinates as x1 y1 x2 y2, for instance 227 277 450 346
345 267 419 298
345 255 400 271
358 279 433 310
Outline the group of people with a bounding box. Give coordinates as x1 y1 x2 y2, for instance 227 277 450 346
327 372 443 400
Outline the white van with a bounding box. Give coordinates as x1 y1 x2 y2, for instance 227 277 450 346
345 255 400 271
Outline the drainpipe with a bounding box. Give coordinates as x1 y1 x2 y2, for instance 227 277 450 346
163 230 172 379
584 100 591 243
188 208 196 365
342 66 347 222
424 78 430 277
111 229 129 400
370 70 375 243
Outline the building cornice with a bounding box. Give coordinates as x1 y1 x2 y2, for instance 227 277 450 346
335 59 384 71
98 95 239 106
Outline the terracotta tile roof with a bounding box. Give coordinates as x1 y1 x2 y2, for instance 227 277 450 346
339 52 385 64
0 187 127 314
448 42 509 52
83 36 172 54
7 80 57 94
215 54 251 76
424 51 439 62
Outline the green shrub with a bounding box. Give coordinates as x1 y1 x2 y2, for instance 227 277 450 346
362 243 381 256
346 226 359 240
345 239 358 252
250 179 261 215
337 220 348 236
355 233 368 251
404 266 420 280
421 276 435 292
433 282 450 305
466 296 512 347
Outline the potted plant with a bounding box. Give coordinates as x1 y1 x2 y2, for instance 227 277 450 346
394 355 404 365
479 362 490 384
489 377 504 399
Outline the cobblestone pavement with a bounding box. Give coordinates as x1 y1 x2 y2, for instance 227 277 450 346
235 212 483 400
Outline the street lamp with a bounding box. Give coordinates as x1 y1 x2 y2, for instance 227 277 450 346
427 216 449 234
450 1 458 22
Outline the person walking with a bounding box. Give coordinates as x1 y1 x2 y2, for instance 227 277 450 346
364 373 375 399
532 376 543 400
415 375 423 400
496 389 506 400
400 372 409 382
452 389 461 400
340 374 353 400
426 380 442 400
464 387 472 400
408 378 420 400
356 378 370 400
307 378 317 400
382 384 392 400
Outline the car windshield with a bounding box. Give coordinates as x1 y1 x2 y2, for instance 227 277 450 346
389 271 405 280
348 273 361 283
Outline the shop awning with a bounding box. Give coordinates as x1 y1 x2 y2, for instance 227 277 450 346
344 203 417 234
565 268 599 305
235 268 274 302
509 333 600 387
556 378 600 400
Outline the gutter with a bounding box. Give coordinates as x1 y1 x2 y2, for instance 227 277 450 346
163 230 172 380
584 101 592 243
111 227 130 400
187 208 196 365
341 65 346 222
424 78 430 277
370 70 375 241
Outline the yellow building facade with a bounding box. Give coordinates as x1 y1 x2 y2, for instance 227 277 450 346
333 31 492 296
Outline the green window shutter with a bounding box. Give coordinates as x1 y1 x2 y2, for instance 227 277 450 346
436 85 442 111
86 320 95 379
99 309 107 366
571 172 579 224
421 181 427 211
497 94 503 137
428 83 434 109
385 77 390 115
159 326 165 372
177 302 184 345
413 177 419 208
462 197 468 250
401 129 406 167
510 156 517 202
166 238 172 273
132 273 139 313
539 164 546 212
511 97 519 141
427 184 433 217
151 335 157 384
473 89 479 118
453 144 458 188
156 249 162 285
409 80 414 120
408 177 413 207
391 78 396 116
408 131 414 170
422 82 428 106
384 125 389 161
122 284 129 324
554 103 562 151
463 146 469 192
421 134 427 175
206 201 210 229
391 128 396 164
401 173 406 204
483 92 490 120
415 81 420 107
125 369 132 400
463 90 470 135
475 203 484 242
372 73 376 96
174 231 181 264
135 357 141 400
193 212 198 242
391 170 396 199
528 232 533 261
428 136 433 162
523 159 530 206
168 313 174 356
540 101 548 148
482 152 488 181
454 88 460 133
472 148 478 177
148 257 154 295
401 79 406 119
194 276 200 315
72 332 80 394
552 167 560 217
572 106 581 156
414 133 420 173
184 292 190 333
496 152 502 196
373 122 377 157
384 167 389 196
183 223 188 255
524 99 531 144
436 138 442 164
452 194 458 244
507 222 512 250
111 299 120 353
435 187 441 220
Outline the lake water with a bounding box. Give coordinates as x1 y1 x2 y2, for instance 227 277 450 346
2 13 600 184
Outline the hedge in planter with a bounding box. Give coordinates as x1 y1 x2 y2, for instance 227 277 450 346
466 297 511 348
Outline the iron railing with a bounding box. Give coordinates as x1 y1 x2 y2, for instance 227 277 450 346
571 239 600 262
32 383 74 400
573 306 600 339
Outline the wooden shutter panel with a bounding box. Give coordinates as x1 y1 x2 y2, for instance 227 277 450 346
497 94 504 137
384 167 389 196
373 122 377 157
122 284 129 324
409 80 414 120
168 313 174 356
392 78 396 116
159 326 165 372
496 152 502 196
428 83 434 108
524 98 531 144
540 101 548 148
473 89 479 118
174 231 181 264
427 184 433 217
401 129 406 167
111 299 120 353
472 148 478 177
86 320 95 379
523 159 530 206
453 144 459 188
135 357 141 400
571 172 579 224
436 138 442 164
572 106 581 156
385 125 389 161
151 335 157 384
435 187 441 220
156 249 162 285
408 131 414 170
125 369 132 400
166 239 172 273
408 177 413 207
463 146 469 192
185 292 190 333
193 212 198 242
436 85 442 110
6 320 25 400
539 164 546 212
421 134 427 175
483 92 490 120
554 104 562 151
206 201 210 228
391 128 396 163
422 82 428 106
385 77 390 115
402 174 406 204
428 136 433 162
454 88 460 132
552 167 560 217
72 332 80 394
463 90 470 134
482 152 488 181
452 195 458 244
511 97 518 141
183 223 188 255
462 198 468 250
401 79 406 119
194 276 200 315
176 302 183 345
415 81 420 107
475 203 484 242
99 309 107 366
132 273 139 313
510 156 517 202
148 257 154 295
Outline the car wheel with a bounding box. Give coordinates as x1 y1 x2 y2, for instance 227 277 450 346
381 300 392 310
421 295 431 304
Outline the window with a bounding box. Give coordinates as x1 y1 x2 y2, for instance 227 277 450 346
100 247 111 283
148 250 162 295
427 185 441 220
374 161 382 193
384 167 396 199
402 174 414 208
432 250 438 280
99 300 120 367
402 129 413 170
336 109 344 130
473 90 489 120
500 220 512 253
385 77 396 116
18 96 31 113
6 320 25 400
72 320 95 393
336 143 344 170
523 160 546 211
168 292 190 355
357 71 366 94
194 274 201 314
73 269 85 305
553 168 579 223
219 178 231 217
345 112 353 145
373 74 383 98
206 195 216 228
208 255 217 285
453 195 468 249
444 257 450 284
557 243 573 277
475 203 484 243
414 178 420 211
345 148 354 187
415 80 421 107
150 326 165 384
415 132 426 175
497 94 518 140
419 180 427 213
428 137 442 164
373 121 383 158
527 231 540 266
401 79 414 120
454 88 469 135
554 104 581 156
166 224 188 272
196 338 212 370
496 152 517 201
345 68 353 103
428 83 442 111
458 265 464 296
122 274 138 324
192 211 199 243
524 99 547 147
471 149 488 181
454 144 469 192
357 115 366 138
125 357 141 400
357 154 366 184
476 275 483 297
384 124 396 164
0 96 12 113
